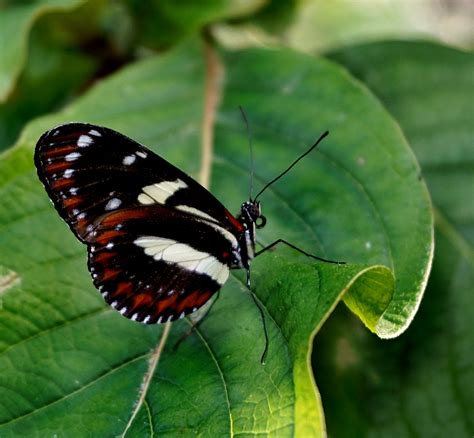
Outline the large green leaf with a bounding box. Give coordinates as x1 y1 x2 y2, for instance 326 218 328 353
315 40 473 437
216 48 432 338
0 41 431 436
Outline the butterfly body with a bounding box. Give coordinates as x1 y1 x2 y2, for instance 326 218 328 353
35 123 264 324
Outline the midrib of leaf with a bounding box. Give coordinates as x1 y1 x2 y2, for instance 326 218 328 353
120 38 226 436
200 38 223 189
120 323 171 437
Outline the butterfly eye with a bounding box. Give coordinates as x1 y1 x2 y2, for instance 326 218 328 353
255 215 266 229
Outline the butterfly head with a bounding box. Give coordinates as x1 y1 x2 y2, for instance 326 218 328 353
240 200 266 229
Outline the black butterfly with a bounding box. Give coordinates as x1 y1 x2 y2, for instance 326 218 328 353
34 123 339 326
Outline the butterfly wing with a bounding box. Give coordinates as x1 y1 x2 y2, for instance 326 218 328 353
34 123 244 243
88 205 234 323
35 123 243 322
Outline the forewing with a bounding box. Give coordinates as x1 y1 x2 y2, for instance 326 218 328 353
87 204 236 323
34 123 244 243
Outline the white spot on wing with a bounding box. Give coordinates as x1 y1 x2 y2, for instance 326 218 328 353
119 307 128 315
64 169 74 178
134 236 229 285
88 129 102 137
137 194 154 205
106 242 114 249
136 151 147 158
138 179 188 205
122 155 136 165
144 315 151 323
77 135 93 147
105 198 122 211
131 313 138 321
65 152 80 161
69 187 78 195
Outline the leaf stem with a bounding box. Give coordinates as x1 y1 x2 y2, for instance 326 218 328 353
122 38 221 435
200 36 222 189
121 323 171 437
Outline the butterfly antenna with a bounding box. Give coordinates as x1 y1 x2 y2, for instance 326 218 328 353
254 131 329 201
239 106 254 200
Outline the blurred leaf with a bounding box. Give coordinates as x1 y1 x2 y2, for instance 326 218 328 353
245 0 298 32
0 0 88 102
315 40 473 437
0 41 431 436
0 34 96 151
125 0 267 48
284 0 473 54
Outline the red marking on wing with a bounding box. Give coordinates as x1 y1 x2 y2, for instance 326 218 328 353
51 178 74 190
131 293 154 309
100 208 150 227
63 196 82 209
101 268 121 282
95 230 126 245
113 281 133 298
45 161 71 173
75 216 89 233
225 209 245 233
42 144 76 158
156 294 179 314
176 290 213 313
93 251 116 264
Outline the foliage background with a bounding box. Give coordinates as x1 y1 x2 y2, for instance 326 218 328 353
0 1 472 437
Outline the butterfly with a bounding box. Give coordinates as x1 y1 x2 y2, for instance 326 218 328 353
34 122 338 326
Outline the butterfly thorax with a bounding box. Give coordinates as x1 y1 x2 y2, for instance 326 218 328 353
233 200 266 270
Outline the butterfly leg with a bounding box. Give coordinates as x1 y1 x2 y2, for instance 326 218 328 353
173 291 221 351
255 239 345 264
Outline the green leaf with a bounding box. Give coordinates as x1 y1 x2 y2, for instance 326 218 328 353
284 1 472 53
125 0 267 49
0 41 431 436
315 40 474 437
0 0 89 102
0 35 97 151
217 48 432 338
